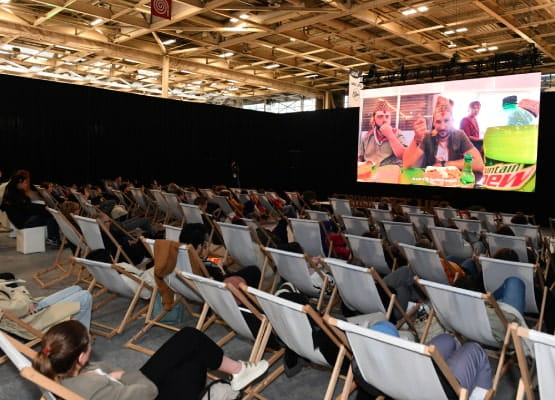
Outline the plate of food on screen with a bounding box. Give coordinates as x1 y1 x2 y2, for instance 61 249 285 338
423 166 461 186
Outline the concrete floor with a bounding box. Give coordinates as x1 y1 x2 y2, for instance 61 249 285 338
0 229 527 400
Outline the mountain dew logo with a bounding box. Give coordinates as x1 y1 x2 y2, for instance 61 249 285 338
483 163 536 191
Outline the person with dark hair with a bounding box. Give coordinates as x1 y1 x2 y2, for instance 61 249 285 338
33 320 269 399
0 173 60 247
460 100 483 154
510 212 529 225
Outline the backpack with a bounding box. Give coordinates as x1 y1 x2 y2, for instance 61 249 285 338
199 380 240 400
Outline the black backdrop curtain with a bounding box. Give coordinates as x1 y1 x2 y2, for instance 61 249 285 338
1 74 553 224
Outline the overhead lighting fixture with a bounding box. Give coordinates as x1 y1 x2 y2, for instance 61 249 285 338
488 45 498 51
239 13 250 19
290 37 296 42
162 39 176 45
305 73 318 78
229 17 238 23
455 27 468 33
265 63 280 69
443 30 455 35
416 5 428 12
402 8 417 15
475 47 487 53
447 42 457 48
218 51 234 58
91 18 103 26
0 0 10 3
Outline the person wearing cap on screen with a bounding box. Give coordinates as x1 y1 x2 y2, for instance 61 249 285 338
403 96 484 172
358 100 406 166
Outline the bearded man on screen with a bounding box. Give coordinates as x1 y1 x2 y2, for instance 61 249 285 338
403 96 484 173
358 100 406 166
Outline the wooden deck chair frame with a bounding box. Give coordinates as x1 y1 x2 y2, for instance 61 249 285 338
124 238 209 355
381 220 417 247
73 257 152 338
243 286 353 400
344 234 393 275
0 327 85 400
416 278 513 392
511 323 554 400
324 316 493 400
428 225 474 260
0 309 43 366
129 186 153 218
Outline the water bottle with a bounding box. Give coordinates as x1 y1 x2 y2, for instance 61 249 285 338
503 95 534 126
460 153 475 186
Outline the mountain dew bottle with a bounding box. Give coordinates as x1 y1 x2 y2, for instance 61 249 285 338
482 96 537 192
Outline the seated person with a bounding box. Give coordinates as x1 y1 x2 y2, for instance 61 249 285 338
33 320 269 399
0 274 92 337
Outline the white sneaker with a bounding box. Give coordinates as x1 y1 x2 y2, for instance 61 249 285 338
230 360 269 391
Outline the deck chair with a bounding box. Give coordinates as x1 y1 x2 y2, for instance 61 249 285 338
399 243 450 285
199 188 216 199
479 255 545 329
0 328 84 400
381 220 417 246
324 258 415 330
511 324 555 400
433 207 459 227
255 193 281 220
125 239 206 355
469 211 499 233
416 278 514 391
33 208 89 288
507 223 542 253
162 192 185 226
212 195 240 219
265 246 330 310
329 198 352 229
244 286 352 400
216 222 271 289
484 232 529 263
428 226 474 260
150 189 170 224
72 214 135 265
408 212 435 239
129 186 152 217
344 234 392 275
400 204 421 215
342 215 371 236
0 309 44 366
71 191 97 218
73 257 152 338
368 208 392 229
163 224 182 242
183 190 199 204
326 316 493 400
285 191 305 214
499 213 516 225
37 187 59 210
305 209 330 222
452 217 483 239
180 203 224 249
289 217 329 257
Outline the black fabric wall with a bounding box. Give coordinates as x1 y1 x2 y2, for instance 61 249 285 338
1 74 553 224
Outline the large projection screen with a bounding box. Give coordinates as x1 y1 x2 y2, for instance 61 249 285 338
356 72 541 192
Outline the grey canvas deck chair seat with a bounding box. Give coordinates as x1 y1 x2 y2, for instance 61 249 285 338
416 278 514 391
341 215 371 236
72 214 134 265
408 212 436 239
305 209 330 222
428 226 474 260
212 195 239 220
73 257 152 338
162 192 185 226
325 317 493 400
37 187 59 210
129 186 152 217
368 208 392 227
479 255 546 329
452 218 483 240
381 220 417 246
125 238 206 355
244 286 352 400
33 208 90 288
511 324 555 400
400 204 421 215
399 243 451 285
433 207 459 227
285 191 305 213
163 224 182 242
150 189 171 224
507 223 542 253
469 211 499 233
344 234 392 275
0 328 85 400
255 193 281 220
289 217 329 258
329 198 352 229
484 232 529 263
265 246 330 311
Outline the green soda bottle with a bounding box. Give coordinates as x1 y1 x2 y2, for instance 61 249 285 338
460 153 475 186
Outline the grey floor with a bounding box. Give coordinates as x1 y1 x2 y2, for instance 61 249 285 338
0 230 524 400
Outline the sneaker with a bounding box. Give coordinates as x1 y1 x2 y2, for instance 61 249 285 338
230 360 269 391
274 282 299 297
284 348 306 378
45 238 61 248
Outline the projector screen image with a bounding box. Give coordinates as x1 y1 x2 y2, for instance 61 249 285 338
356 72 541 192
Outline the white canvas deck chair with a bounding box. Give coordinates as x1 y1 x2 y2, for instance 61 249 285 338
368 208 392 227
401 204 421 215
326 317 493 400
479 256 546 329
344 234 392 275
72 214 134 265
71 190 97 218
408 212 436 239
265 246 330 311
216 222 271 289
164 224 182 241
452 217 483 239
0 328 85 400
511 324 555 400
199 188 216 199
329 198 352 229
212 195 239 219
180 203 224 249
416 278 512 391
399 243 450 285
255 193 281 220
305 209 330 222
507 223 542 253
285 191 305 214
429 226 474 260
37 187 59 210
162 192 185 226
129 186 152 217
125 239 207 355
245 286 352 400
433 207 459 227
470 211 499 233
33 208 89 288
484 232 529 263
150 189 171 224
324 258 415 330
184 190 199 204
381 220 417 246
73 257 152 338
341 215 371 236
289 217 329 257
